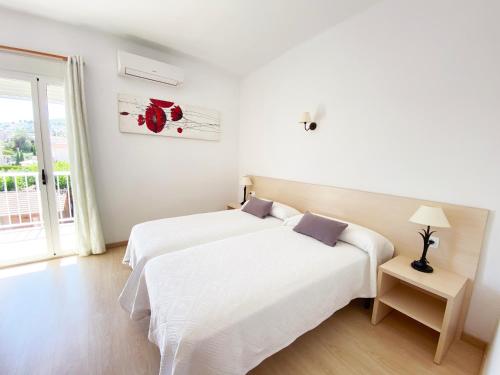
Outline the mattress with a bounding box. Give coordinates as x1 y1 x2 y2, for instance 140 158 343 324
131 225 386 375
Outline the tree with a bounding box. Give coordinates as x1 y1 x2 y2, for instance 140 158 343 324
11 130 28 150
21 140 32 153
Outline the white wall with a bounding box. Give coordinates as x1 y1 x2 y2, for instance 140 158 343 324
483 320 500 374
239 0 500 342
0 7 240 243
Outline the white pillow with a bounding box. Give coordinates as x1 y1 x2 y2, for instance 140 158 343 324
241 198 301 220
284 213 394 260
339 220 394 261
284 214 304 226
270 201 301 221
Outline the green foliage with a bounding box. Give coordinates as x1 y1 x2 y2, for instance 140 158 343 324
0 161 71 192
1 132 36 163
0 165 31 172
22 140 33 153
54 161 70 171
54 161 70 190
10 130 29 151
0 123 71 190
15 151 22 165
0 173 36 191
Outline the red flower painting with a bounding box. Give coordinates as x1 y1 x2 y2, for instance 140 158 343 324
118 95 220 141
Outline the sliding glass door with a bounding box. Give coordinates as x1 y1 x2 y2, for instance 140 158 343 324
0 70 75 266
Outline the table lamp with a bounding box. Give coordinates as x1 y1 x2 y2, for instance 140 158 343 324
240 176 253 204
409 205 451 273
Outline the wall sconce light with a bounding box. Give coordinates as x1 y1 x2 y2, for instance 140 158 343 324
299 112 317 131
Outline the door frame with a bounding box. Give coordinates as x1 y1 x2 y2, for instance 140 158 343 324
36 76 65 256
0 68 69 266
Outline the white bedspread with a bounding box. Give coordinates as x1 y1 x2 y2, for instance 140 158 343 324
131 226 388 375
119 209 282 313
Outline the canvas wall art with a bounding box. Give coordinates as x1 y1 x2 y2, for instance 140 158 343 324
118 94 220 141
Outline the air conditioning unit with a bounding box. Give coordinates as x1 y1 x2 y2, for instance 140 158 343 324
117 51 184 86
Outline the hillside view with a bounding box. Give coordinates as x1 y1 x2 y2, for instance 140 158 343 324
0 119 68 169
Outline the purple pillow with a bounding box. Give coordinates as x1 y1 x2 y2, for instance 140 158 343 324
293 212 348 247
241 197 273 219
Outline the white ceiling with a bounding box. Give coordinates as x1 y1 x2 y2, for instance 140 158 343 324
0 0 380 75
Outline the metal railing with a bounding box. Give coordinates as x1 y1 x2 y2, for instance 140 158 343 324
53 171 74 224
0 171 74 229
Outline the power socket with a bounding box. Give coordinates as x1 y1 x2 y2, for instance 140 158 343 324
429 236 440 249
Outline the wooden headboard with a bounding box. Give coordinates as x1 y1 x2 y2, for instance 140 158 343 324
251 175 489 335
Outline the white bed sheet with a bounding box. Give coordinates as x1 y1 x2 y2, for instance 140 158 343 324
131 225 389 375
119 209 282 313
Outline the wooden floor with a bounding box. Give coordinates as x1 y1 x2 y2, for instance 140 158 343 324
0 248 484 375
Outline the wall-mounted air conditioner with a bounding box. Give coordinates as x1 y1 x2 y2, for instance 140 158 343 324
117 50 184 86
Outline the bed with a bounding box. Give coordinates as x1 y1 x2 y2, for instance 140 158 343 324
119 205 293 313
129 215 394 375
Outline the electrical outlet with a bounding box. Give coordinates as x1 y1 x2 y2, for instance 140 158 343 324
249 191 256 196
429 236 440 248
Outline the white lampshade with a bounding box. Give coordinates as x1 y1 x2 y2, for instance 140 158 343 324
409 205 451 228
240 176 252 186
299 112 311 123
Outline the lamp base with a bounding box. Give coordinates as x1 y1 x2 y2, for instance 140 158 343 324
411 259 433 273
241 186 247 205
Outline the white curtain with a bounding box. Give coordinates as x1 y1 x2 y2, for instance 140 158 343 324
65 56 105 256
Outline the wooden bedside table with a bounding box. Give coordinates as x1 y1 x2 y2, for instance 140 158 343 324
371 255 467 364
226 202 242 210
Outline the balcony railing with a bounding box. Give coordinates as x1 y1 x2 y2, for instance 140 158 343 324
0 171 74 229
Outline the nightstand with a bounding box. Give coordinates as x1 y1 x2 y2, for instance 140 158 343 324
371 255 467 364
226 202 242 210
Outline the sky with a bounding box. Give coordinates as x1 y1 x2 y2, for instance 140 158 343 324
0 98 65 122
